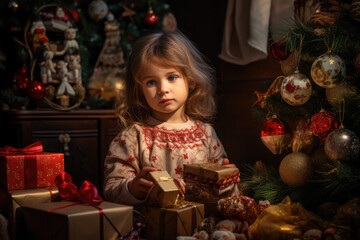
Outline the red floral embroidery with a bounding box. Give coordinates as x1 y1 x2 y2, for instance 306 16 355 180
130 171 135 176
107 151 112 156
175 167 182 175
213 145 217 151
121 140 126 145
128 156 135 162
142 121 206 150
217 143 220 147
152 156 157 162
183 153 188 159
214 158 218 163
114 138 119 142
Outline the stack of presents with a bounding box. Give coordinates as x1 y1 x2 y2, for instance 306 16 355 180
2 141 323 240
0 141 132 240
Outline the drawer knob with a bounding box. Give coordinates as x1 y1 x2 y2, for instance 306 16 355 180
58 133 71 156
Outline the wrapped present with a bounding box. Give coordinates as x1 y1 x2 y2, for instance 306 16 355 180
143 201 204 240
145 170 181 207
183 163 240 196
0 141 64 190
0 187 59 240
22 172 133 240
22 201 133 240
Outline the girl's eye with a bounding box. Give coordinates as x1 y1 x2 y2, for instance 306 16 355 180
168 75 178 82
146 80 156 86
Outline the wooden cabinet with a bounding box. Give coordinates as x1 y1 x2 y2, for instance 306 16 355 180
0 109 120 194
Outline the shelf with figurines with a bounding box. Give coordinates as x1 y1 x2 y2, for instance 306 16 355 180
13 4 85 111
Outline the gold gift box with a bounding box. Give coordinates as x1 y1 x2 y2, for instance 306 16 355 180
183 163 240 196
144 202 204 240
0 187 59 240
22 201 133 240
145 170 180 207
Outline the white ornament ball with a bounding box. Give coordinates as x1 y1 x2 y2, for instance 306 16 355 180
88 0 108 21
310 52 346 88
280 70 312 106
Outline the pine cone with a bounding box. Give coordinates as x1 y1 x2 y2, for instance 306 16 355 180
350 1 360 22
310 0 342 27
310 10 338 27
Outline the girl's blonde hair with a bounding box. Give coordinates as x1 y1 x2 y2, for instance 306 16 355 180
116 30 216 128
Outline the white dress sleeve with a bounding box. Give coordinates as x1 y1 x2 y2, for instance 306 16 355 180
103 126 144 205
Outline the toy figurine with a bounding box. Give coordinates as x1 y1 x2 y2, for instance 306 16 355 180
56 60 75 96
40 50 56 83
30 20 49 53
55 27 79 56
65 53 81 84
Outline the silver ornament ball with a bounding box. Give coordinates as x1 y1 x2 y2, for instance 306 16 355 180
324 128 360 162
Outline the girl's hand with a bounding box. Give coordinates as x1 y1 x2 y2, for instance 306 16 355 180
128 166 157 199
222 158 236 168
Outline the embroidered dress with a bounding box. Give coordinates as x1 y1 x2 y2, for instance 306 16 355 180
104 116 228 205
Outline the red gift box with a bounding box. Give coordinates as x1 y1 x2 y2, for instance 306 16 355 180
0 141 64 190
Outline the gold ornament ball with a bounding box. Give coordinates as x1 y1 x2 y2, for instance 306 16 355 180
279 152 314 186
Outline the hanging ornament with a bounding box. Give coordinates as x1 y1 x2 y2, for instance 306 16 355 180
310 52 346 88
280 69 312 106
279 152 314 186
350 0 360 22
27 81 46 100
310 109 339 139
326 80 357 107
324 128 360 162
324 100 360 162
88 0 108 21
292 118 319 155
270 40 290 61
260 116 291 155
144 2 158 26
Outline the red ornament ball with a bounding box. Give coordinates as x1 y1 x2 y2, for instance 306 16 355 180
145 12 158 26
261 117 291 154
270 40 290 61
261 118 291 136
310 110 339 139
27 81 46 99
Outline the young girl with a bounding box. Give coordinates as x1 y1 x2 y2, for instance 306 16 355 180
103 30 237 205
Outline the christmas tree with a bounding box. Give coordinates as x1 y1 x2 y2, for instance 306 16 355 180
247 0 360 212
0 0 175 110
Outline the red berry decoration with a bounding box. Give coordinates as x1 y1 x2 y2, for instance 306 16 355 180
27 81 46 100
261 116 291 154
144 8 158 26
310 109 339 139
270 40 290 61
14 65 29 90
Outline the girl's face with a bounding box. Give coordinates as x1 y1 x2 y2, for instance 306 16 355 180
139 62 189 123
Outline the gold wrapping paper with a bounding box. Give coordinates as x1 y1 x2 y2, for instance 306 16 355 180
144 202 204 240
248 197 324 240
0 187 59 240
183 163 240 196
183 163 239 180
145 171 180 207
22 201 133 240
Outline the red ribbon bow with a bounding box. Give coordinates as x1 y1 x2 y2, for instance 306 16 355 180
0 141 43 154
54 172 103 206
